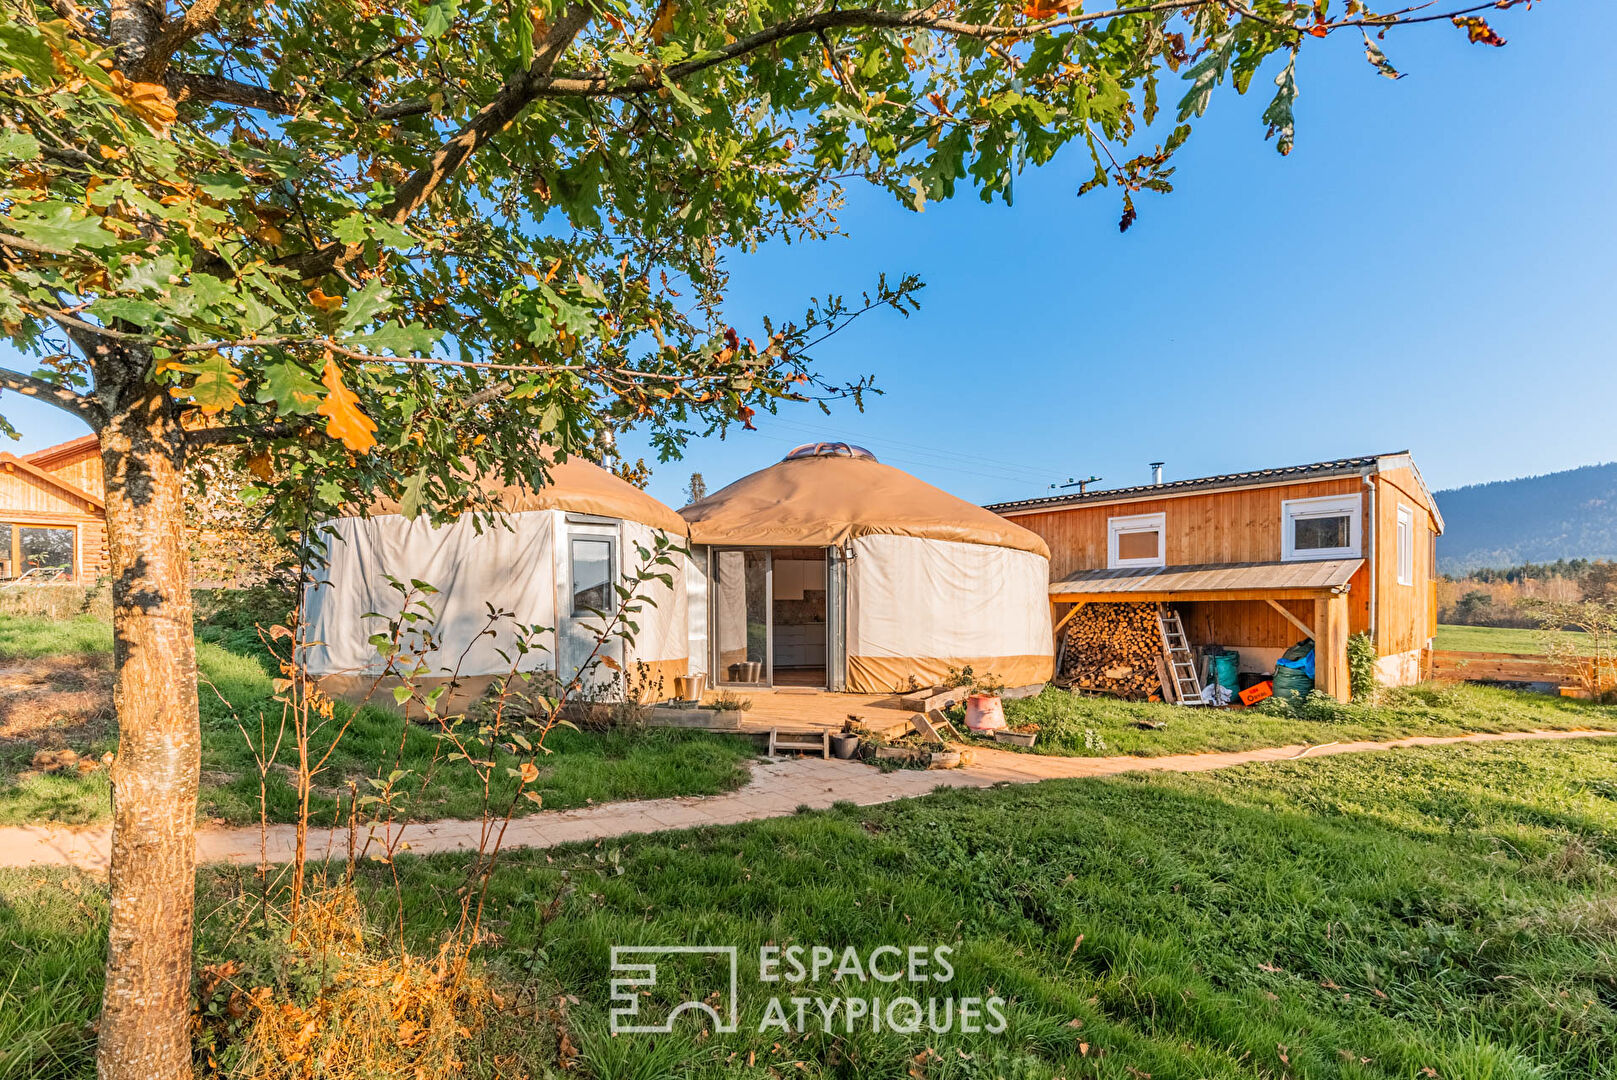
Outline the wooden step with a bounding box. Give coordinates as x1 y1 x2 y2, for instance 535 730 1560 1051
767 729 830 758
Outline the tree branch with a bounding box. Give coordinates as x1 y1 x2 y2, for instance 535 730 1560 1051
377 3 593 227
166 70 292 113
529 1 1210 98
135 0 224 82
0 366 105 426
279 3 593 279
185 421 297 446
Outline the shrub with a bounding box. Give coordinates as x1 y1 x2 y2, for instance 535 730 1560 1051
1347 631 1378 702
194 885 511 1080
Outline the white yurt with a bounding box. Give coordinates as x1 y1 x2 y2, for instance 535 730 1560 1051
680 443 1054 693
302 458 691 706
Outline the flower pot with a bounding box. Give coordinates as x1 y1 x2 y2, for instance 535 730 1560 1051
964 694 1006 732
830 732 860 759
993 730 1037 748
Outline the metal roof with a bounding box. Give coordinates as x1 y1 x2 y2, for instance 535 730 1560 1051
988 453 1407 515
1049 558 1363 598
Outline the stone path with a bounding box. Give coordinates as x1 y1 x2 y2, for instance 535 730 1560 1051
4 728 1613 871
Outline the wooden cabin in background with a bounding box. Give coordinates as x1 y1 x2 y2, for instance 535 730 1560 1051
986 453 1444 701
0 435 107 582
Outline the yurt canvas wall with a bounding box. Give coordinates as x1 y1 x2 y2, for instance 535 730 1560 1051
303 459 690 707
681 447 1055 694
845 533 1053 692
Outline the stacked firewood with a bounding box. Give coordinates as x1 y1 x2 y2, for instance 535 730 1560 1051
1058 603 1167 699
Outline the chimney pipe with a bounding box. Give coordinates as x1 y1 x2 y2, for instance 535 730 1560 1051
1149 461 1164 485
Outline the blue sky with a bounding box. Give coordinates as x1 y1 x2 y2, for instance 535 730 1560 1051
5 5 1611 510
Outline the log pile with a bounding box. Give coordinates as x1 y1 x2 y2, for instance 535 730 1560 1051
1058 603 1168 699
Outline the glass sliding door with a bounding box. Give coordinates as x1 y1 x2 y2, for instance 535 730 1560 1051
713 548 770 686
1 523 75 580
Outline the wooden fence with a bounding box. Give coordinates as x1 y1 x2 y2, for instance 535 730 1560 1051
1432 650 1616 695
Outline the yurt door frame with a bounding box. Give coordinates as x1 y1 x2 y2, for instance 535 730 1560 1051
557 515 625 694
709 546 846 691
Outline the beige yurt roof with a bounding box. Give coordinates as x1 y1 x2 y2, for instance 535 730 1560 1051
366 456 689 535
681 446 1049 558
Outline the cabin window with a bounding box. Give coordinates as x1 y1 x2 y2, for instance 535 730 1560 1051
1 523 76 581
1280 494 1361 561
1108 513 1165 569
1396 505 1415 586
569 537 615 614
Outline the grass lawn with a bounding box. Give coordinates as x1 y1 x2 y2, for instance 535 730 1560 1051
983 680 1617 758
7 738 1617 1078
0 612 755 827
1436 622 1597 655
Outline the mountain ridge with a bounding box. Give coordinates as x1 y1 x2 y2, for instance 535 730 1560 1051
1435 462 1617 575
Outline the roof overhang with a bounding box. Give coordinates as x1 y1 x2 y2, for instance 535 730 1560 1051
1049 558 1362 603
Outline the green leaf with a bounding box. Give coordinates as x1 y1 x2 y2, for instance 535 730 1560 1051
258 361 324 415
349 322 440 355
419 0 457 38
338 278 392 333
1261 52 1299 157
88 297 165 327
172 352 244 414
196 173 251 200
0 129 41 162
399 468 426 520
9 205 119 251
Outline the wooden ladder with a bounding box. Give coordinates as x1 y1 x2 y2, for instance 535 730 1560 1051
1156 605 1206 706
767 729 831 759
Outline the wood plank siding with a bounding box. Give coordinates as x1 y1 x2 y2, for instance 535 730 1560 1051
0 437 108 581
1010 476 1375 653
996 457 1443 673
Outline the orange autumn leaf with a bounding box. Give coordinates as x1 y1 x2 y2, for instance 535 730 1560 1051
317 358 377 453
107 71 177 133
1452 15 1506 46
1023 0 1079 18
246 451 275 481
648 0 677 44
308 287 344 313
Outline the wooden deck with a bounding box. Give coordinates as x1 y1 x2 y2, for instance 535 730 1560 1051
701 688 917 737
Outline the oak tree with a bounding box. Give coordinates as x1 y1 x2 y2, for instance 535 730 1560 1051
0 0 1522 1074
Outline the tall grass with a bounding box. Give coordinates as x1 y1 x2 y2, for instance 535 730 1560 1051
0 870 104 1080
7 739 1617 1077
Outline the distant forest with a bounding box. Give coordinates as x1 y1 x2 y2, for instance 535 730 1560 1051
1435 462 1617 575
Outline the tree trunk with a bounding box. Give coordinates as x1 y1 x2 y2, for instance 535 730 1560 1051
95 388 200 1080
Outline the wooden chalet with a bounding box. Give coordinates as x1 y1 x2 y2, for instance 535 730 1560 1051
985 453 1444 702
0 434 107 582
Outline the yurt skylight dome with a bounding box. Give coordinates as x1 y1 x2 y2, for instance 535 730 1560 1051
783 442 877 462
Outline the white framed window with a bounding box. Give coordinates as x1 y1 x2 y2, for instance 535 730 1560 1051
1281 494 1361 562
1396 504 1414 586
1108 512 1165 569
569 535 616 614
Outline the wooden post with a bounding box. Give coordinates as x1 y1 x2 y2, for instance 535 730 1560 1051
1313 591 1351 702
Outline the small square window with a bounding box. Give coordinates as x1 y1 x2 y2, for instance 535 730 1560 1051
1281 494 1361 562
1108 513 1165 569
